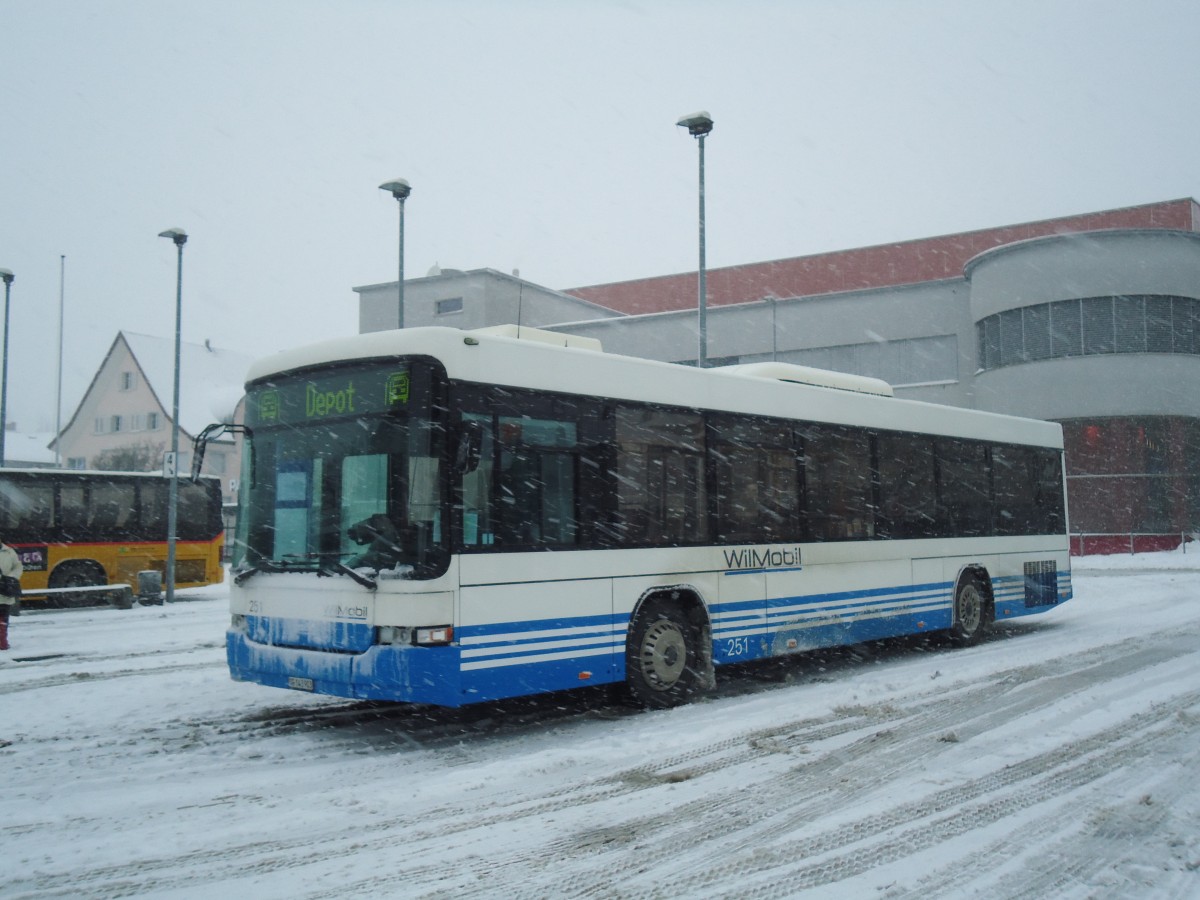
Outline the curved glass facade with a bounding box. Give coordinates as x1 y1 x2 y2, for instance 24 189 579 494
977 295 1200 370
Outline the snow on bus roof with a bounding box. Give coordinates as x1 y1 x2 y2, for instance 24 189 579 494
243 326 1061 449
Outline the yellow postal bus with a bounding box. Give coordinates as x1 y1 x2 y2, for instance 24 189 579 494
0 468 224 605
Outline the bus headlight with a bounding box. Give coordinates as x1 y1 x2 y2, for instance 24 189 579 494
414 625 454 646
377 626 413 645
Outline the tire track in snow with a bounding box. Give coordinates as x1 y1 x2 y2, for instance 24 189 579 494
301 626 1200 898
435 629 1200 898
7 622 1199 899
0 658 222 696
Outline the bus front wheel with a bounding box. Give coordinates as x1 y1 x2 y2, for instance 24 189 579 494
626 601 708 709
48 560 107 608
949 574 990 646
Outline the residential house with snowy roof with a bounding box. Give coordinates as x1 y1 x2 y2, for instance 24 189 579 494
50 332 251 504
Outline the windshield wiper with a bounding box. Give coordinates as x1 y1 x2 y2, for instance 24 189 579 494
329 563 378 591
233 565 262 586
234 557 322 585
234 555 377 591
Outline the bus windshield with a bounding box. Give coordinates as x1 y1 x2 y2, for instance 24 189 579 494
235 361 446 580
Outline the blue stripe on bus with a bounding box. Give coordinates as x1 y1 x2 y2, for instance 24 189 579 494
452 570 1073 675
233 567 1072 704
725 566 804 576
458 612 620 639
457 613 629 674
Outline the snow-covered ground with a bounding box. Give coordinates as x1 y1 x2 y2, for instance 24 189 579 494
3 552 1199 899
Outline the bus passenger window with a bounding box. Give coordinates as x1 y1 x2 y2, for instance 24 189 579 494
800 425 874 541
877 433 937 539
459 414 495 547
615 406 708 546
711 416 798 543
59 487 87 535
937 439 991 537
0 483 52 536
493 416 579 548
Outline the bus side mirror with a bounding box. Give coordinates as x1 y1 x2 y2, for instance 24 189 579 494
455 421 485 475
190 436 208 482
191 423 254 483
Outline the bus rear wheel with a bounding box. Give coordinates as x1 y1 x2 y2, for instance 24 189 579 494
626 601 707 709
949 573 990 646
48 561 107 608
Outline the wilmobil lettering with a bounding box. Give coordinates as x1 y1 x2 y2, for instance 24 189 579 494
722 546 802 571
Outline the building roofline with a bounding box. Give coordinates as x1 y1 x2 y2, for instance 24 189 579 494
563 197 1199 315
963 227 1200 278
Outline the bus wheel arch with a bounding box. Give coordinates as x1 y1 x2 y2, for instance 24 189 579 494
625 587 714 708
949 566 993 646
48 559 107 607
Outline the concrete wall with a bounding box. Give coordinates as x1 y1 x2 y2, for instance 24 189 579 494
546 279 976 407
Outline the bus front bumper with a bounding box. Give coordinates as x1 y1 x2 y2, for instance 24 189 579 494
226 629 465 707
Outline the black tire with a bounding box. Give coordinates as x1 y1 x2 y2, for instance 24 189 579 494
625 601 709 708
948 573 990 646
48 560 107 608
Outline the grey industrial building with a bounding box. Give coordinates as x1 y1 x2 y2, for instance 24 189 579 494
355 198 1200 553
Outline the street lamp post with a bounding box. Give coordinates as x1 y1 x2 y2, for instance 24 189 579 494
379 179 412 329
158 228 187 603
677 111 714 367
55 256 65 466
0 268 13 467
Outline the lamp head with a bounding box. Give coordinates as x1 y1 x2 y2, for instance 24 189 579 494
676 111 714 137
380 179 412 201
0 269 12 286
158 228 188 247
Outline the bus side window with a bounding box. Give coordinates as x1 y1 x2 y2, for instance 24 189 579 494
458 413 495 547
494 416 579 548
138 483 165 538
937 439 991 537
1034 449 1066 533
877 433 937 539
61 485 88 537
90 482 136 540
0 483 50 536
615 406 708 546
800 424 874 541
710 415 798 543
177 481 218 541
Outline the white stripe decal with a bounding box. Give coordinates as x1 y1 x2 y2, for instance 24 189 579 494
460 644 617 672
461 632 623 659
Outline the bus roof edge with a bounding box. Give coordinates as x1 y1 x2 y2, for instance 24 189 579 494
717 362 894 397
469 324 603 352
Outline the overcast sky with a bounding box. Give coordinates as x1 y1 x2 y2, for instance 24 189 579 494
2 0 1198 434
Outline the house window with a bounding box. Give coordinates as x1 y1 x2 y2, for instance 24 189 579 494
120 371 136 391
131 414 146 431
147 412 160 430
94 418 107 435
436 297 464 315
67 457 86 470
110 415 123 433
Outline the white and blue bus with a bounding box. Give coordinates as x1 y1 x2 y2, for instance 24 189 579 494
206 325 1070 709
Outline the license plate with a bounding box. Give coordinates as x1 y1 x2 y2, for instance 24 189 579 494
287 676 315 692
